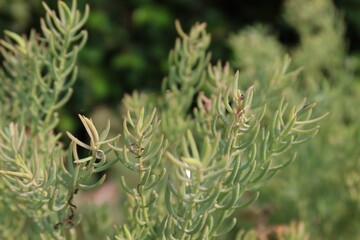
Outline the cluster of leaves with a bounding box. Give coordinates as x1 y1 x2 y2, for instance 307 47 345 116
112 19 327 239
0 0 329 239
0 1 93 238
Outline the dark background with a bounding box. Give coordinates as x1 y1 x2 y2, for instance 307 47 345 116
1 0 359 134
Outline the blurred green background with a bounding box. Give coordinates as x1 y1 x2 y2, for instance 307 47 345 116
1 0 360 239
0 0 358 131
0 0 295 133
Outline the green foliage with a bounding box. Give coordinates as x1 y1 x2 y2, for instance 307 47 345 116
110 19 325 239
0 0 91 238
0 0 333 240
229 0 360 239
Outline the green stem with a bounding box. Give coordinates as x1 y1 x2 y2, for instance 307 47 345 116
44 30 71 125
179 200 194 240
138 157 156 236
